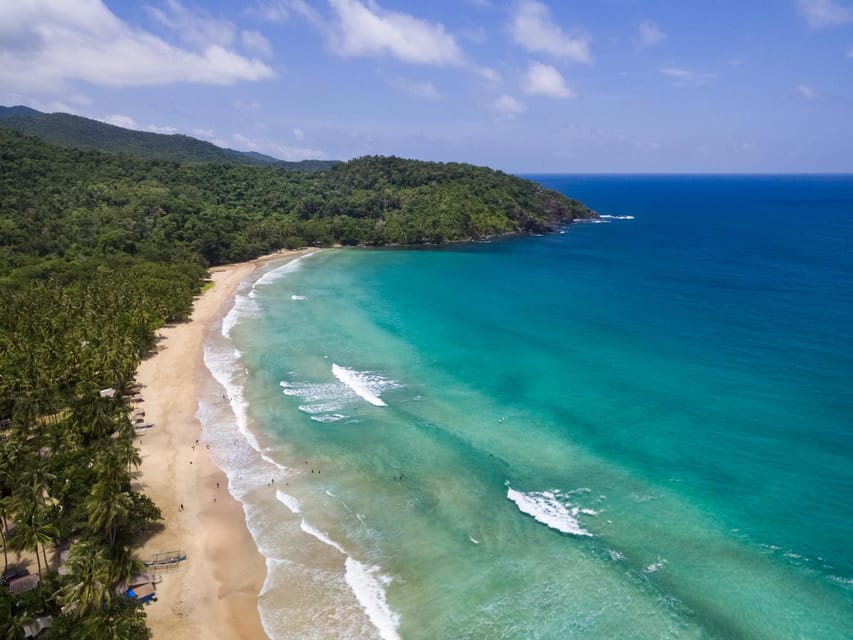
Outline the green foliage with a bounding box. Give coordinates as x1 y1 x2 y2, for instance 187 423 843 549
43 597 149 640
0 129 593 275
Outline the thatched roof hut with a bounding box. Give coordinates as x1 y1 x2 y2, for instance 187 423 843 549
8 573 39 594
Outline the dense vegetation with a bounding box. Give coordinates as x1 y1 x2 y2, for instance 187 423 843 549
0 106 336 170
0 128 592 274
0 123 592 638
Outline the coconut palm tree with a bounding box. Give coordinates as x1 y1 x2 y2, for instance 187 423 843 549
0 497 11 574
57 540 112 616
0 602 34 640
7 519 58 582
83 482 132 548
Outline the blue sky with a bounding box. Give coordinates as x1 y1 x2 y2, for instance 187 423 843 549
1 0 852 172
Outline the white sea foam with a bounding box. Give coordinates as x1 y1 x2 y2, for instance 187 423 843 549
469 536 480 545
310 413 347 423
204 345 263 454
608 549 625 561
281 367 402 421
599 214 635 220
300 520 347 554
297 518 401 640
291 294 306 300
345 558 401 640
331 364 389 407
506 486 593 537
276 490 301 514
252 250 319 290
644 558 668 573
221 282 260 338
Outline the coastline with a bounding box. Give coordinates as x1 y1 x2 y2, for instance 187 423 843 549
134 249 310 640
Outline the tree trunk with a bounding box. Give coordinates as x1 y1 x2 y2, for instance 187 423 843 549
1 530 7 574
41 541 49 573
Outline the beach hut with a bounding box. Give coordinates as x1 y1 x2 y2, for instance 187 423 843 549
22 616 52 639
8 573 39 595
99 388 116 398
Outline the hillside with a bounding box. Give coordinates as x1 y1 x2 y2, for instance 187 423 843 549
0 106 337 170
0 128 595 271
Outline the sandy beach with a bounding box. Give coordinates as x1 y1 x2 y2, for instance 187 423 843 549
133 250 308 640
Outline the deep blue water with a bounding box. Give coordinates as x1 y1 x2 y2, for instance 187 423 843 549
210 175 853 639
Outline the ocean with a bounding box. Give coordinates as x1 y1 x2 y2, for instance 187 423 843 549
198 175 853 639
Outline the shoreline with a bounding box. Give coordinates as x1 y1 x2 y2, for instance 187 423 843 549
134 249 311 640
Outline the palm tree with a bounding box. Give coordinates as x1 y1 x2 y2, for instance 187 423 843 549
0 601 34 640
83 482 132 548
57 540 112 616
7 519 58 582
0 497 11 574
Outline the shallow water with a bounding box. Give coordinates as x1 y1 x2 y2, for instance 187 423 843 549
200 175 853 639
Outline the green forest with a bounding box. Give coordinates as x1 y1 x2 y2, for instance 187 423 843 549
0 125 592 638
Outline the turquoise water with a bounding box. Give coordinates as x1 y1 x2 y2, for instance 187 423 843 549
203 175 853 639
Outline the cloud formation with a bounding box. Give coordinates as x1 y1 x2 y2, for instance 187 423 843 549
231 132 325 161
0 0 272 92
796 83 829 102
798 0 853 27
660 67 717 87
328 0 463 65
147 0 234 48
523 62 574 98
388 77 442 100
510 1 591 63
241 29 273 57
492 94 527 119
637 19 666 48
99 113 177 134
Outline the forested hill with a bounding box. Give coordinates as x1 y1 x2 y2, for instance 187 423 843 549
0 128 594 273
0 105 336 170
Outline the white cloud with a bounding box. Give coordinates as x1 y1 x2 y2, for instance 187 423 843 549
797 84 818 100
510 0 591 63
293 127 305 140
249 0 318 24
798 0 853 28
660 67 717 87
0 0 273 93
523 62 574 98
328 0 463 65
796 83 829 102
98 114 177 134
233 98 262 113
147 0 234 48
147 124 178 134
492 94 527 119
100 114 139 129
231 132 325 161
388 77 442 100
637 19 666 48
249 0 293 22
241 29 272 57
